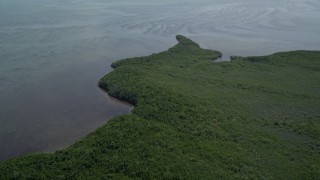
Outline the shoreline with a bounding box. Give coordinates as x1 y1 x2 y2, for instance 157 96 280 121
1 36 319 179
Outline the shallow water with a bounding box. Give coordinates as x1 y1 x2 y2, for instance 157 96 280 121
1 0 320 160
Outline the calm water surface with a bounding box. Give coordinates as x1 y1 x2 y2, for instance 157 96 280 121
1 0 320 160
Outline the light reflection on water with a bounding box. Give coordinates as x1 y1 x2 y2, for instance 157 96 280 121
0 0 320 160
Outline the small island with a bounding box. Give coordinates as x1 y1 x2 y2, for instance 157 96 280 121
1 36 319 179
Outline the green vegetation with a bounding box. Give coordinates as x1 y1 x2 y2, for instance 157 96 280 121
1 35 320 179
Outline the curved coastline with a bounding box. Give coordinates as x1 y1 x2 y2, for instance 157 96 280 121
98 35 221 107
1 36 320 179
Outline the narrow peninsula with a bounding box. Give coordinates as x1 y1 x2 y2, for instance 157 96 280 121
1 36 319 179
